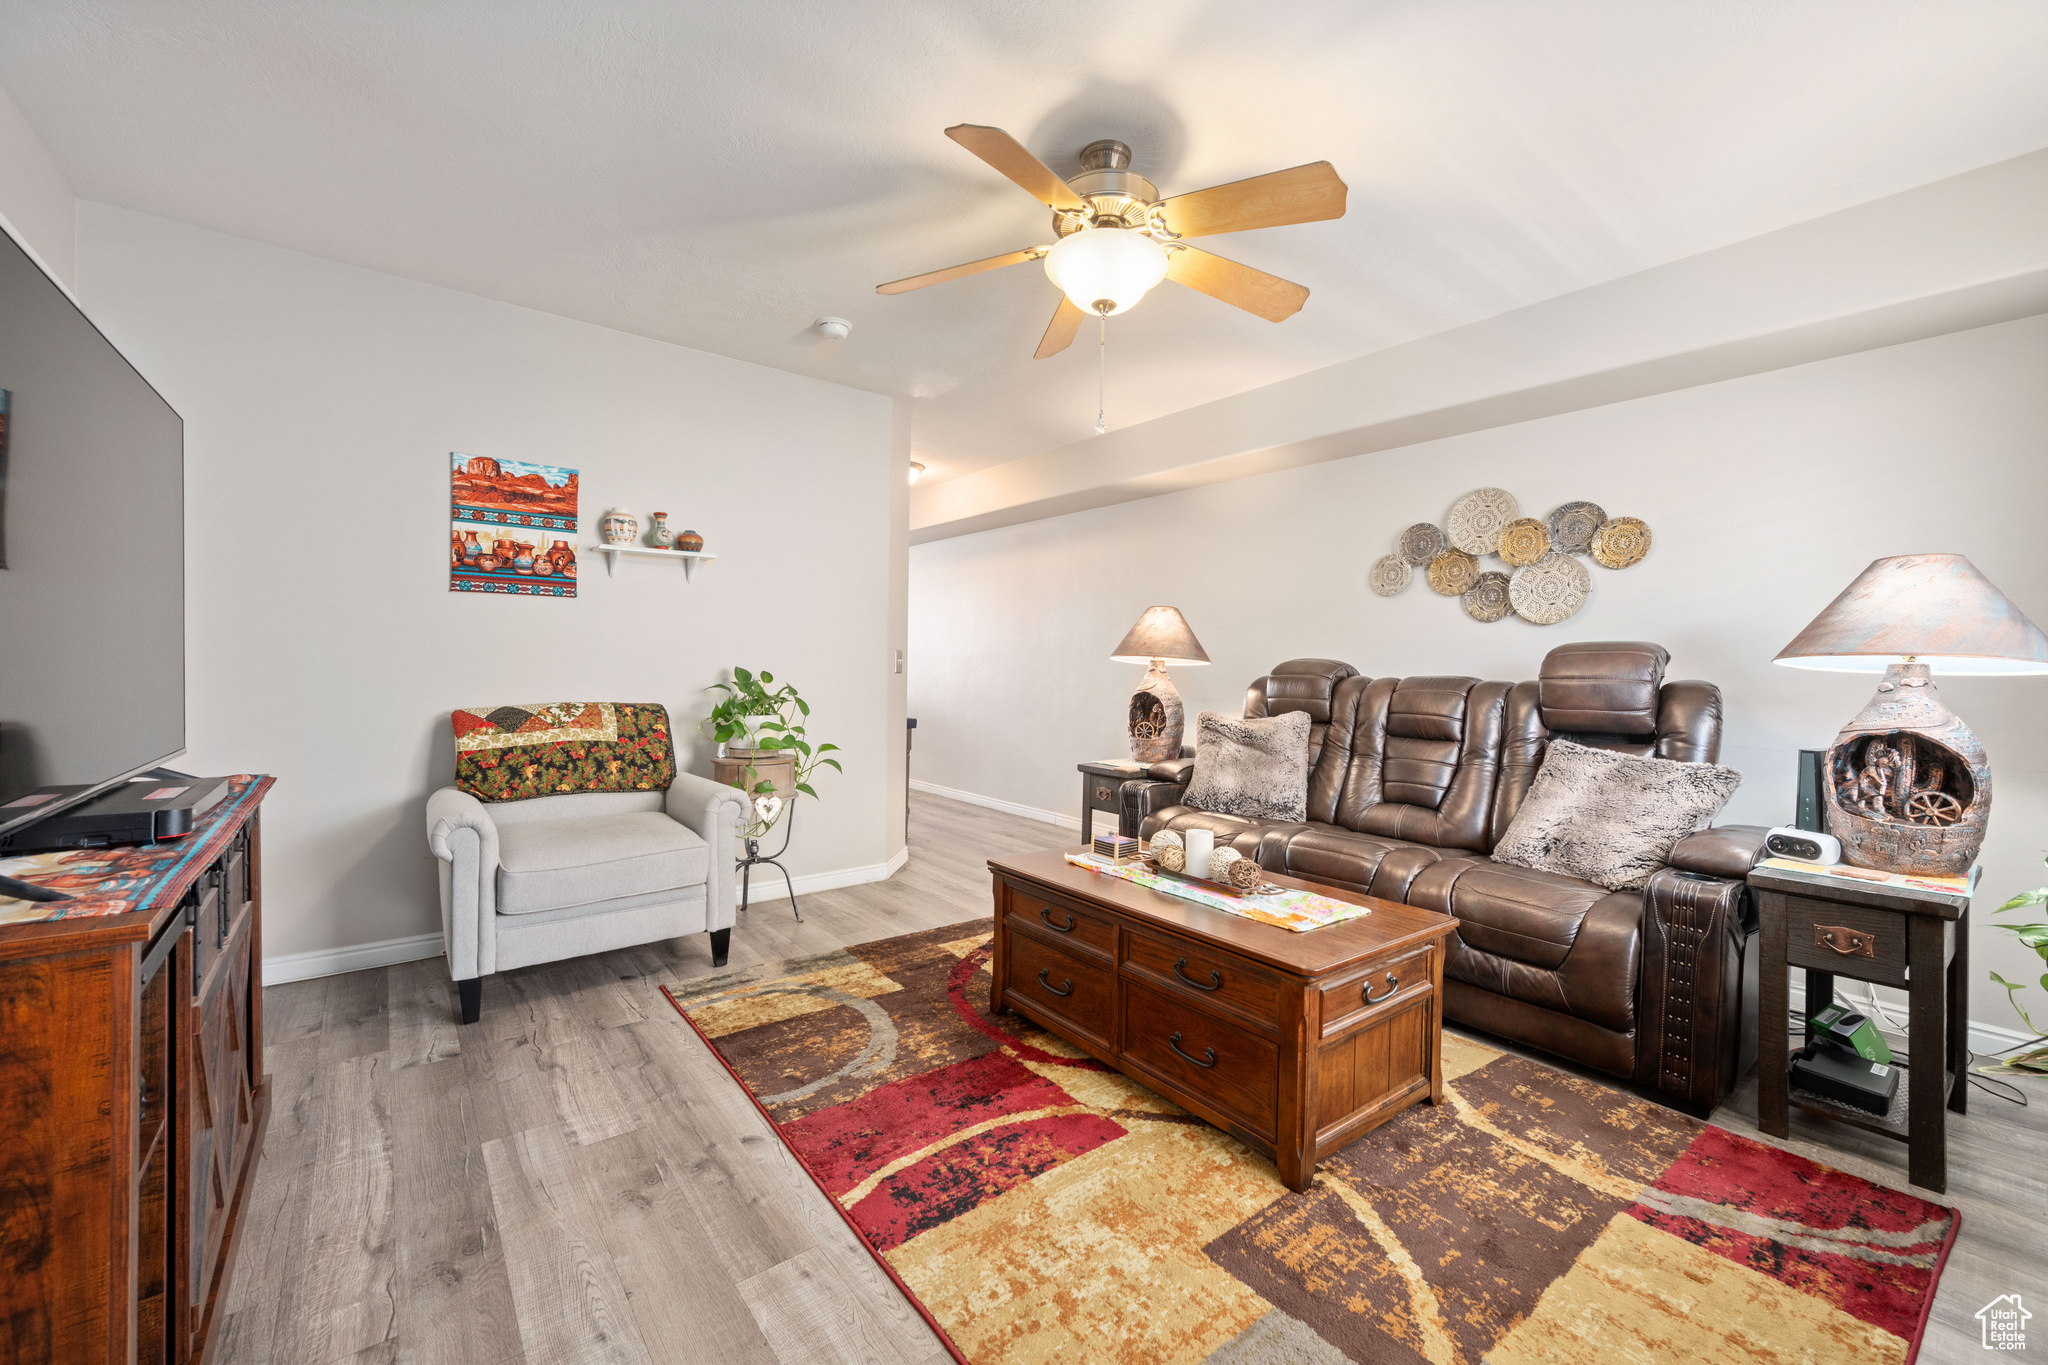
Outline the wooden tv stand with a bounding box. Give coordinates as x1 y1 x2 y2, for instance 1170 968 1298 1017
0 778 272 1364
988 849 1458 1191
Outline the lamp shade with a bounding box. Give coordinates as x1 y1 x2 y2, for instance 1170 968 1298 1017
1774 553 2048 675
1111 606 1211 665
1044 228 1170 317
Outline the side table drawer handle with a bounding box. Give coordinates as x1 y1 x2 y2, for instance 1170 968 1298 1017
1173 958 1223 992
1040 906 1076 932
1094 785 1114 802
1363 971 1399 1004
1037 968 1073 997
1815 925 1876 957
1168 1032 1217 1068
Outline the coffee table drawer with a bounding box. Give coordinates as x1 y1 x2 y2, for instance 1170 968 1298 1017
1121 979 1277 1140
1123 924 1281 1028
1005 889 1116 961
1780 894 1908 988
1004 927 1114 1047
1319 943 1435 1039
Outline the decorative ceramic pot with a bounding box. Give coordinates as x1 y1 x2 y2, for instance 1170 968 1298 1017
647 512 675 549
477 553 501 573
531 551 554 577
675 529 705 553
512 544 535 575
564 560 577 579
599 508 638 546
461 530 483 564
549 539 572 568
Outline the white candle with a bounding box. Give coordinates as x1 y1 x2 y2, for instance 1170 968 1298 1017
1182 827 1214 873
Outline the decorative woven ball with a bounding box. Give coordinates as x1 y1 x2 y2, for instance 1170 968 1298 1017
1496 517 1552 568
1227 857 1263 890
1155 843 1186 873
1207 847 1241 882
1148 829 1183 850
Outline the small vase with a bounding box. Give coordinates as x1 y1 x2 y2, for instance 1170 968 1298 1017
647 512 674 549
461 530 483 564
549 539 571 568
675 529 704 553
531 550 554 577
513 544 536 575
599 508 638 546
478 553 501 573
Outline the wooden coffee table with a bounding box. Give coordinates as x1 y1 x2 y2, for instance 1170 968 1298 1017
988 849 1458 1191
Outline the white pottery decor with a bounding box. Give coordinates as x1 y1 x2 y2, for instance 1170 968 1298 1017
647 511 675 548
599 508 639 546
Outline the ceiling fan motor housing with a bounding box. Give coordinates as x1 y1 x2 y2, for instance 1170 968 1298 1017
1064 139 1159 228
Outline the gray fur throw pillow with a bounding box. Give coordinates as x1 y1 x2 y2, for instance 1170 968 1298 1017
1490 738 1742 891
1182 710 1313 823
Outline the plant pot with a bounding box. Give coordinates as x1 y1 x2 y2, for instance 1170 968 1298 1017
712 749 797 803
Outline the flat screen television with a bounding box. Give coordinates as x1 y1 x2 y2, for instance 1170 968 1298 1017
0 221 185 842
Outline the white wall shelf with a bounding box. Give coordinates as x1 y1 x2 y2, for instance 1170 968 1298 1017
585 545 718 580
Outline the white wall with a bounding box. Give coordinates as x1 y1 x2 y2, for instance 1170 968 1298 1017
0 81 75 289
77 203 903 970
910 313 2048 1035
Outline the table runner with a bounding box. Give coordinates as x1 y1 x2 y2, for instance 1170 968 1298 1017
1064 851 1371 931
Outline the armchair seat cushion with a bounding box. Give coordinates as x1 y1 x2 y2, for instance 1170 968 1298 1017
495 811 709 916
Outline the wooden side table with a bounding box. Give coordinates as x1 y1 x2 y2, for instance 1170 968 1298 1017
1752 862 1973 1193
1077 759 1146 843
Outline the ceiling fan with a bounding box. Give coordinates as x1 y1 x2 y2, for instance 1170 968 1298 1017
878 125 1347 358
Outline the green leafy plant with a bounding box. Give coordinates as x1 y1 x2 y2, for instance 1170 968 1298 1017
1987 852 2048 1076
704 666 841 813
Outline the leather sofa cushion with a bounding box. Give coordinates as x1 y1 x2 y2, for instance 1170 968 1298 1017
1278 825 1443 902
1443 887 1642 1033
1537 642 1668 736
496 811 709 915
1407 859 1608 970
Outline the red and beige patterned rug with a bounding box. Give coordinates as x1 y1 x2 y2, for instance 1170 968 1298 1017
663 919 1958 1365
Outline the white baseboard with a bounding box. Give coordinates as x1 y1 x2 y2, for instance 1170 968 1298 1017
911 778 1082 832
263 932 444 986
261 848 913 987
1786 979 2037 1061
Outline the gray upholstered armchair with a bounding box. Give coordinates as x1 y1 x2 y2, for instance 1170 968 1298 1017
425 702 745 1023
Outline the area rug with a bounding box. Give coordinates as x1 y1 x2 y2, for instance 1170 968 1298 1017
663 919 1959 1365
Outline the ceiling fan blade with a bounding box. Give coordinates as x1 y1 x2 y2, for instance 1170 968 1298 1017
1166 247 1309 322
876 247 1045 295
1156 161 1347 239
946 124 1089 212
1034 297 1087 359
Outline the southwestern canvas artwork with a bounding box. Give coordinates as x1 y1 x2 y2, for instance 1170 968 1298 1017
449 452 579 596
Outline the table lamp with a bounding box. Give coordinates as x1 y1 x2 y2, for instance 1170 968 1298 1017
1774 553 2048 875
1111 606 1211 763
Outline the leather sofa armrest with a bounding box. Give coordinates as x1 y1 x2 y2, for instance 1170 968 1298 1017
1124 782 1190 838
1636 868 1757 1117
1667 824 1770 879
1146 757 1195 783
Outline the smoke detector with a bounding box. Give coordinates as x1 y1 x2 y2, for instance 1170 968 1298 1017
815 317 852 340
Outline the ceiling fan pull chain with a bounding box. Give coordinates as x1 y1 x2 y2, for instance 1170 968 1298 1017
1095 314 1108 435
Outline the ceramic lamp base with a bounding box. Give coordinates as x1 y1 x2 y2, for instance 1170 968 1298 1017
1128 660 1183 764
1821 661 1989 876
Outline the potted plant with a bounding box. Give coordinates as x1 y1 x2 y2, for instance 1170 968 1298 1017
703 667 841 836
1987 852 2048 1076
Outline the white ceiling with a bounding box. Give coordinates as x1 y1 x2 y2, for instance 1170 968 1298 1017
4 1 2046 484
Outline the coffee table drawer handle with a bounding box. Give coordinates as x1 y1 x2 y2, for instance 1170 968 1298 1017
1040 906 1077 932
1036 968 1073 997
1363 971 1399 1004
1173 958 1223 992
1168 1032 1217 1068
1815 925 1876 957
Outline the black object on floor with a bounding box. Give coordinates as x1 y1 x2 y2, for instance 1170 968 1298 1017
1791 1040 1900 1115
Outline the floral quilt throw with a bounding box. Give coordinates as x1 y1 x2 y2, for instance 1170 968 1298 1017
452 702 675 801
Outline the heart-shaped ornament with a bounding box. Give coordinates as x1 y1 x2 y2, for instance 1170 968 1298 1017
753 795 784 825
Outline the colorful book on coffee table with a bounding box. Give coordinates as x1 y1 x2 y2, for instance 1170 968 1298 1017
1064 850 1371 931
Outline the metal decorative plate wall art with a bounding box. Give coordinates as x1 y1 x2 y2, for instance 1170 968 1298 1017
1369 554 1413 597
1496 517 1551 568
1446 487 1520 555
1398 522 1447 566
1463 571 1512 622
1509 551 1592 624
1590 516 1653 569
1546 501 1606 555
1427 548 1481 596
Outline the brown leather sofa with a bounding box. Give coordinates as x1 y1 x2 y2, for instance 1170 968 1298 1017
1123 641 1764 1117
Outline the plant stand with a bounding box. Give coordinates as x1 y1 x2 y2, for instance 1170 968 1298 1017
739 805 802 922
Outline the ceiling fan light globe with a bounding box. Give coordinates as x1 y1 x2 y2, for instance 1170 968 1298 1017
1044 228 1169 318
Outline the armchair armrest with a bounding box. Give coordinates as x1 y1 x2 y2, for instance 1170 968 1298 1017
426 786 500 981
1667 824 1770 879
667 772 748 931
1124 780 1193 839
